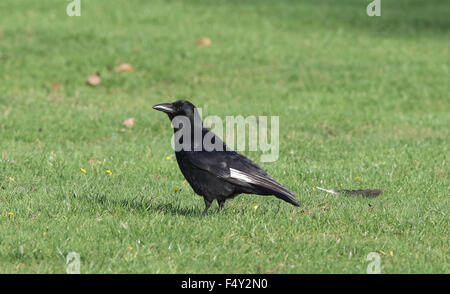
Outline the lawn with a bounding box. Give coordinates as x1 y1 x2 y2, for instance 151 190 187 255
0 0 448 273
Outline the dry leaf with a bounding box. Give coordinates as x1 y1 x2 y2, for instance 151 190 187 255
52 83 60 92
123 117 136 128
321 205 331 211
114 63 134 73
88 158 102 165
197 37 211 47
87 73 101 86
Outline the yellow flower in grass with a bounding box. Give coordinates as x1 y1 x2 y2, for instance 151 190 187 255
129 246 133 251
253 205 259 210
8 212 14 216
389 251 394 256
173 188 180 193
165 156 172 160
80 168 87 174
106 170 112 175
9 177 14 182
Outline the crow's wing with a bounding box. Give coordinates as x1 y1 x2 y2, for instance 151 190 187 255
183 149 299 206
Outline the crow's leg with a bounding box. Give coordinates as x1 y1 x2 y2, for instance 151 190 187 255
218 200 226 210
202 199 212 216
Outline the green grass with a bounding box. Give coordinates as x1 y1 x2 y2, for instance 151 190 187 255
0 0 449 273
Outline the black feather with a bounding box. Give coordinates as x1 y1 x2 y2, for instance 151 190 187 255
316 186 382 198
338 189 382 198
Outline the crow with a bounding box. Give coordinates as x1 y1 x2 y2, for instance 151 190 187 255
153 100 299 215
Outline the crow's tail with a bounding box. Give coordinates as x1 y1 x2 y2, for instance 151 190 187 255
271 189 299 207
316 187 382 198
256 178 299 207
230 169 299 206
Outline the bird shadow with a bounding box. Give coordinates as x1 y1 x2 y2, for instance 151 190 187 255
70 192 202 217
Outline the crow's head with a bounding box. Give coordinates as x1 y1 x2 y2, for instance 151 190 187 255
153 100 197 120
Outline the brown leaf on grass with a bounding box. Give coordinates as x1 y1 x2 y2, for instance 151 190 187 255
114 63 134 73
52 83 60 93
196 37 211 47
301 209 313 215
321 205 331 211
88 158 102 165
87 73 101 86
123 117 136 128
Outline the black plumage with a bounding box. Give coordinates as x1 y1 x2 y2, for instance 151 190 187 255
153 100 299 215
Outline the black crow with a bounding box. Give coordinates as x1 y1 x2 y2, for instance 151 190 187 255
153 100 299 215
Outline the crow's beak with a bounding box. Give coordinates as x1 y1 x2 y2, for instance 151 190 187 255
153 103 174 114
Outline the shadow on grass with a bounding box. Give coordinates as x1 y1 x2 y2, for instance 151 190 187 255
72 192 202 217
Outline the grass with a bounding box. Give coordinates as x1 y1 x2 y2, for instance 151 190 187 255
0 0 448 273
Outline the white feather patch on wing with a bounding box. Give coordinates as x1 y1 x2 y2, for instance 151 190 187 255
316 186 338 194
229 168 255 184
